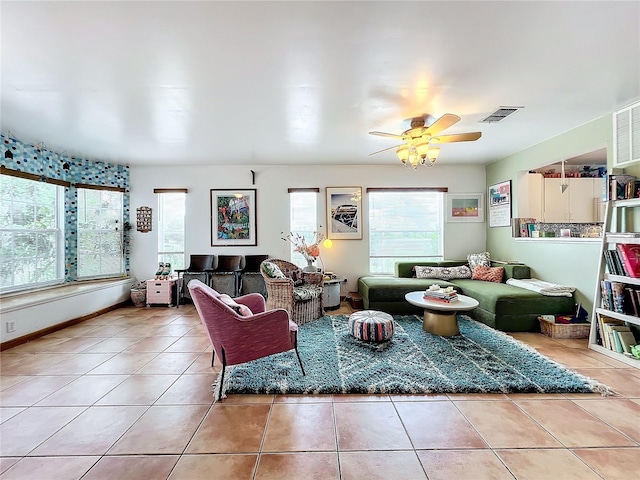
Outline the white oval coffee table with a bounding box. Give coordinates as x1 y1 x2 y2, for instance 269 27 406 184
405 291 479 336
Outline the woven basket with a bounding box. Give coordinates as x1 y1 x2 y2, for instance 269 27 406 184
538 318 590 339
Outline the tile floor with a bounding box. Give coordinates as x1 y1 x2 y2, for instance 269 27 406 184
1 302 639 479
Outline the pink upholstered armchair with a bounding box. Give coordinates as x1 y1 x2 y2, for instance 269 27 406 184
187 279 305 400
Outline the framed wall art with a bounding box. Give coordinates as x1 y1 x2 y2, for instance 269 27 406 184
446 193 484 223
210 189 257 246
488 180 512 227
326 186 362 240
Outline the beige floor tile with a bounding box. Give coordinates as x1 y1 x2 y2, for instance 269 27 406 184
35 374 128 406
274 394 333 403
446 393 509 401
496 448 602 480
36 353 116 375
395 401 487 449
185 404 271 453
334 402 413 451
82 336 143 353
122 335 181 352
135 352 199 374
183 351 219 374
82 455 179 480
108 404 209 454
390 393 449 402
87 351 158 374
153 324 197 336
340 451 427 480
262 403 336 452
29 405 146 456
0 456 100 480
573 447 640 479
0 375 28 391
80 324 131 337
0 458 21 475
163 335 210 353
0 375 78 406
575 368 640 397
43 336 104 353
0 353 73 375
221 394 274 404
95 374 179 405
255 452 339 480
156 373 218 404
572 398 640 443
0 406 85 456
332 394 391 402
0 407 25 424
417 449 514 480
515 399 637 447
454 400 562 448
536 347 614 368
168 454 257 480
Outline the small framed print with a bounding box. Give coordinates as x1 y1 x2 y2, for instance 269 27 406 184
326 187 362 240
488 180 512 228
210 189 257 246
446 193 484 223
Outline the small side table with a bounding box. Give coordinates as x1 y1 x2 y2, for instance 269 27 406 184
147 276 178 307
323 276 346 311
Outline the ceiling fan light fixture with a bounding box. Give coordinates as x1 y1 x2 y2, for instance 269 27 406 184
415 140 430 158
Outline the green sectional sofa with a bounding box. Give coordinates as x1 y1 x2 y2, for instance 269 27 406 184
357 260 575 332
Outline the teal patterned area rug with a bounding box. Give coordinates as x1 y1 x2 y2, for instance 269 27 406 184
219 315 610 398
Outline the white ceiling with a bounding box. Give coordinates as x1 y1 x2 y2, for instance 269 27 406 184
2 1 639 167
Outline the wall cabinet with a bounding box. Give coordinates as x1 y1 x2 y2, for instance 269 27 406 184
614 101 640 167
543 177 600 223
517 172 544 220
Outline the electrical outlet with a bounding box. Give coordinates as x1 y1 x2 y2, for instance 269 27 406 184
6 321 16 333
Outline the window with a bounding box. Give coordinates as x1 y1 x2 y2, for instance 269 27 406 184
289 191 318 268
77 188 124 278
157 192 186 270
0 175 64 292
368 190 444 274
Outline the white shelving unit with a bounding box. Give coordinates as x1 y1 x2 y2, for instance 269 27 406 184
589 198 640 368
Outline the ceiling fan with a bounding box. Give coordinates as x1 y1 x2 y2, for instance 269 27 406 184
369 113 482 168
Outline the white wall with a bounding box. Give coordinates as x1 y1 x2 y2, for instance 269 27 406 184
1 280 132 343
129 164 487 293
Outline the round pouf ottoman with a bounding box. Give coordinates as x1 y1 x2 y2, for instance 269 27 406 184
348 310 394 342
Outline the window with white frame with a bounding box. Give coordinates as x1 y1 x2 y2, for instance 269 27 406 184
368 189 444 274
157 191 186 271
0 174 64 292
289 190 318 268
77 187 124 278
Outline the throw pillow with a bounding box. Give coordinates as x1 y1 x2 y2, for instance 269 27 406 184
290 269 304 287
262 261 285 279
415 265 472 281
472 265 504 283
467 252 491 272
218 294 253 316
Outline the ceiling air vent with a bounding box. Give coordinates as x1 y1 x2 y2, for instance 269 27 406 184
480 106 524 123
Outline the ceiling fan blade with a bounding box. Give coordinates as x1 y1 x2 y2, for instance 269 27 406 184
368 144 404 156
424 113 461 136
369 131 404 140
431 132 482 143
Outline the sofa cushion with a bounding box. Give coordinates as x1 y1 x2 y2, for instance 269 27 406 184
218 294 253 316
358 276 460 303
396 260 468 278
415 265 472 280
467 252 491 272
450 279 575 317
471 265 504 283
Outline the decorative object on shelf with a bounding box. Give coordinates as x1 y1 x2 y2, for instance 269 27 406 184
326 186 362 240
488 180 512 228
136 206 152 232
446 193 484 223
282 231 325 272
210 189 257 246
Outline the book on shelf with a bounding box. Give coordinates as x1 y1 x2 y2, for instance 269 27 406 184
609 325 632 353
596 314 626 351
617 330 638 354
625 288 639 316
608 174 637 201
616 244 640 277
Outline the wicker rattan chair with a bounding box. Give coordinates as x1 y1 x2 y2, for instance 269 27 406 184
260 258 324 325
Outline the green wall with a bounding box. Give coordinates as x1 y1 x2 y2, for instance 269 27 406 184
486 114 614 316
